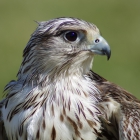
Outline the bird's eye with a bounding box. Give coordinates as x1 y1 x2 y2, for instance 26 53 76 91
94 39 100 43
64 31 78 42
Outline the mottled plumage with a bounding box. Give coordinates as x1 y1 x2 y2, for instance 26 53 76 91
0 17 140 140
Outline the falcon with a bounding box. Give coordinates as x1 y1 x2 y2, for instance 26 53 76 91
0 17 140 140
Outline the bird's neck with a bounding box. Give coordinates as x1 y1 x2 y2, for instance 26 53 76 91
15 51 95 100
18 53 94 85
13 55 97 99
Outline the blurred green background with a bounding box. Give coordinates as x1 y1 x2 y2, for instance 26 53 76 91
0 0 140 99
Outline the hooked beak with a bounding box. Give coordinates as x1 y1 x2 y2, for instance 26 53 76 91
89 36 111 60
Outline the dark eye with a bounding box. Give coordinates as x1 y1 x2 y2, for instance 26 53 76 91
65 31 77 42
95 39 100 43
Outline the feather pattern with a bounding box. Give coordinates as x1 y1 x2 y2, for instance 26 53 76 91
0 17 140 140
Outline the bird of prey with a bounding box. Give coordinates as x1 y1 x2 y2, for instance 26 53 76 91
0 17 140 140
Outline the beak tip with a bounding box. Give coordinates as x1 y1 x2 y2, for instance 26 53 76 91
107 51 111 60
102 48 111 61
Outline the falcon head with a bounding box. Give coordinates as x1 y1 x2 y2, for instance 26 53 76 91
19 17 111 80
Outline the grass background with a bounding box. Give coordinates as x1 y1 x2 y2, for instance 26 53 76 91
0 0 140 99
